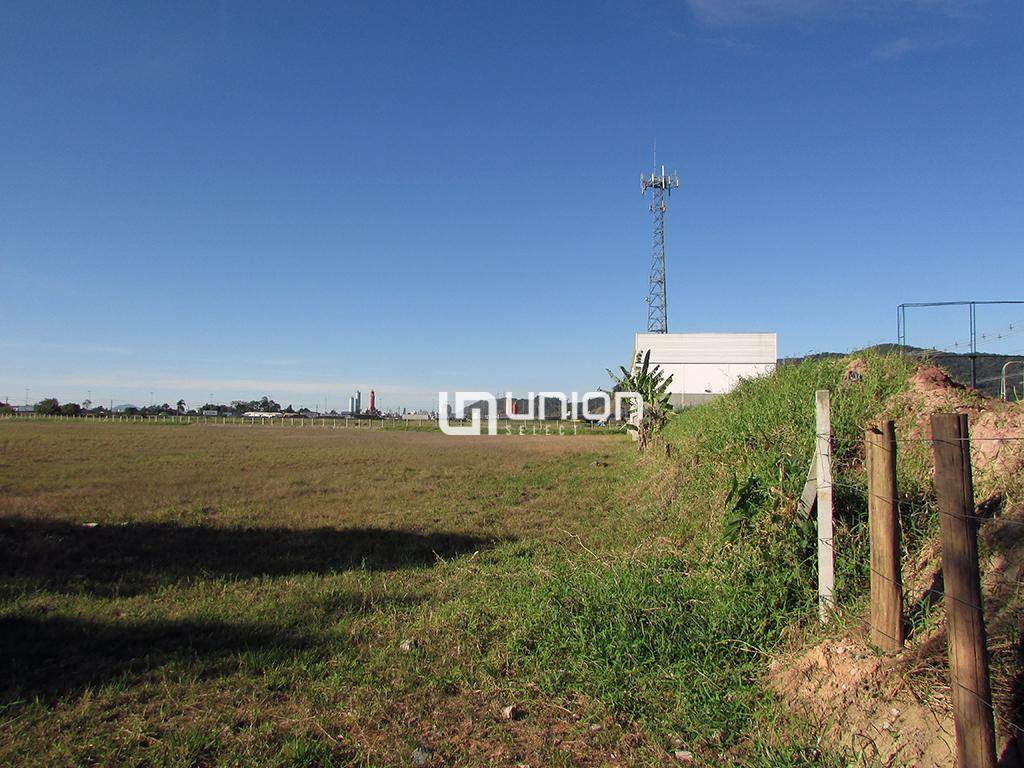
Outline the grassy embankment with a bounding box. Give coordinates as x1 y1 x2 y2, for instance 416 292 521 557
520 352 924 765
0 354 920 766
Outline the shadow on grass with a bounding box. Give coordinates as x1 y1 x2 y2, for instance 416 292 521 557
0 614 320 702
0 517 504 596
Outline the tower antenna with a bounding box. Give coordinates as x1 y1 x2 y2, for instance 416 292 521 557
640 153 679 333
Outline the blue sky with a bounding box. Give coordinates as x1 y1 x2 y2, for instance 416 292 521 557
2 1 1022 410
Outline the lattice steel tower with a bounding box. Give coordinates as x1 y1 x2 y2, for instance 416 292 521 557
640 163 680 333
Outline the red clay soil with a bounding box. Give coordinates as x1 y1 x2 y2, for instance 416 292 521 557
885 365 1024 482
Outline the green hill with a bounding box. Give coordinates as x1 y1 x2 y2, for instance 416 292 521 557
783 344 1024 398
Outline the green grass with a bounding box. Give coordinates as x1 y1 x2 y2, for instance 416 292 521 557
0 355 921 766
516 352 921 764
1 421 678 766
661 351 927 599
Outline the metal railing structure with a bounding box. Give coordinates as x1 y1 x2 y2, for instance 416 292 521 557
897 300 1024 388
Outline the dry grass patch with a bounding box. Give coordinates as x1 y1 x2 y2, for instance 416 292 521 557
0 420 666 767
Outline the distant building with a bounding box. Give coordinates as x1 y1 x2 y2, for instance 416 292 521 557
242 411 282 418
633 332 777 408
402 412 431 421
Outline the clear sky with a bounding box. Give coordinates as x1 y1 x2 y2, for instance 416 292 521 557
2 1 1022 410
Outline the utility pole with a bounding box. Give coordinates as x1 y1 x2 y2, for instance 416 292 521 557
640 152 680 333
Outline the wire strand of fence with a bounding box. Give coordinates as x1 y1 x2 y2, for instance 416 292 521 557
844 609 1024 739
815 430 1024 444
826 541 1023 615
828 478 1024 531
852 612 1024 740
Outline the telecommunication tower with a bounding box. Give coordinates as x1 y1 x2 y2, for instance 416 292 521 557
640 162 680 333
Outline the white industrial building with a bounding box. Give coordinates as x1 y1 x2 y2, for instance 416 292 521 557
633 332 777 408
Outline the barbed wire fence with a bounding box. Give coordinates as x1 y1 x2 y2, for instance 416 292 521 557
809 398 1023 767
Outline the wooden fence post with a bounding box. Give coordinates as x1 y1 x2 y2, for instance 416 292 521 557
932 412 997 768
867 420 904 651
816 389 834 623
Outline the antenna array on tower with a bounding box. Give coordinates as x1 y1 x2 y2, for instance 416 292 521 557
640 164 679 334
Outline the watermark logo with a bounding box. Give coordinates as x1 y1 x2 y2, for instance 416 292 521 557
437 391 643 436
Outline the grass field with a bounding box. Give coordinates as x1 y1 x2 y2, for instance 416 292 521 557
0 420 682 767
0 357 916 768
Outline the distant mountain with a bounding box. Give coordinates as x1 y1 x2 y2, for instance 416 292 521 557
782 345 1024 398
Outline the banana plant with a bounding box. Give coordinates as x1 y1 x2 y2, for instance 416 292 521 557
607 350 674 452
